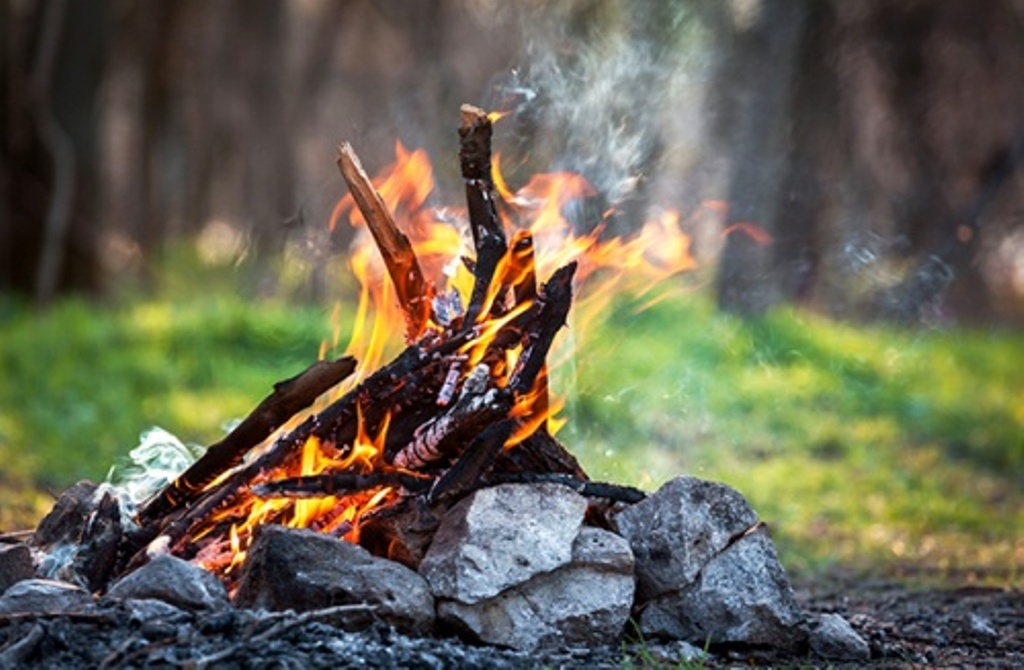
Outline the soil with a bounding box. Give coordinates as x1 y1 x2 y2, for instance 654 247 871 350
790 576 1023 669
1 576 1019 668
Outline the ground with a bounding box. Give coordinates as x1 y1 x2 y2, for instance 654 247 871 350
789 575 1022 669
1 573 1019 668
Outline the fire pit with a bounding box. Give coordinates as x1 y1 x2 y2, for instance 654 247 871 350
1 105 869 665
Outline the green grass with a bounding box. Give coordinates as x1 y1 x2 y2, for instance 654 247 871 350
562 293 1023 584
1 257 1021 585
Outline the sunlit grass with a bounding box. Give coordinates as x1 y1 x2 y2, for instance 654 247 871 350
1 264 1021 586
566 294 1023 585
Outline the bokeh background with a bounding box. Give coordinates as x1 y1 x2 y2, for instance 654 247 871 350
2 0 1022 584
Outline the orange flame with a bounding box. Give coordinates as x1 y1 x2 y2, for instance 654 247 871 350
187 136 700 583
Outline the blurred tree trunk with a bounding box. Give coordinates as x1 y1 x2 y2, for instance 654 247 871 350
1 0 110 303
710 0 811 315
709 0 1024 322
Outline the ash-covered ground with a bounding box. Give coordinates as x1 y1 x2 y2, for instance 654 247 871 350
1 578 1019 668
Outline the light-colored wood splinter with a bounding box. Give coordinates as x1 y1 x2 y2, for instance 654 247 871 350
337 142 432 341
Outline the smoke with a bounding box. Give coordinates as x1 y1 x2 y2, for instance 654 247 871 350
485 3 708 231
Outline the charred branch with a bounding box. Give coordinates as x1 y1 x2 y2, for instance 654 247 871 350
392 387 512 470
459 105 508 328
427 419 514 505
493 426 587 480
482 472 645 504
510 261 576 396
252 471 433 499
138 356 357 525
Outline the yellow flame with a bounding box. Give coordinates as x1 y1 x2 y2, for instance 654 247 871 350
192 134 705 583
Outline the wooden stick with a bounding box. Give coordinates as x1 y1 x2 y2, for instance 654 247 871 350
137 356 357 525
482 472 646 504
428 419 514 504
252 471 433 498
337 142 432 341
510 261 576 396
459 104 508 328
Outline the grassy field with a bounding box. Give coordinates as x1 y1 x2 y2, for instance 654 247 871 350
1 260 1020 585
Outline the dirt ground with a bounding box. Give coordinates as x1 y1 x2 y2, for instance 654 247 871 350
1 573 1020 668
788 575 1023 668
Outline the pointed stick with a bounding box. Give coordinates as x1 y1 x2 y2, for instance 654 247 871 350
337 142 432 341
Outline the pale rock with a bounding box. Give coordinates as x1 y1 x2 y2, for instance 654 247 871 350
419 483 588 604
809 612 871 661
637 528 807 650
435 524 636 651
613 475 759 599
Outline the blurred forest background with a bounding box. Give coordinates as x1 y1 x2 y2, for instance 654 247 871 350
2 0 1022 583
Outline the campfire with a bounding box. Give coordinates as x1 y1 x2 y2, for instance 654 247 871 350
97 104 690 590
6 105 870 662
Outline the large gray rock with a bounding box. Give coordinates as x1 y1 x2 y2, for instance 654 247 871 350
234 525 434 635
0 544 34 593
438 527 635 651
615 476 810 650
809 612 871 661
637 528 807 649
614 476 759 599
419 483 588 604
106 555 230 611
0 579 94 613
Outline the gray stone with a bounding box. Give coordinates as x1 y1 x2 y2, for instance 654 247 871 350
106 555 230 611
234 525 434 635
437 527 635 651
614 476 759 600
809 612 871 661
0 579 94 613
0 544 34 593
419 483 588 604
637 528 807 650
119 597 191 626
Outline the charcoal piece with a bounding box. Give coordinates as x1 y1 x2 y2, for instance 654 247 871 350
0 579 95 614
0 544 34 593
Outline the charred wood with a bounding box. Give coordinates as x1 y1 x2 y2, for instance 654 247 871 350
427 419 514 505
481 472 645 505
509 261 576 396
252 471 433 499
137 356 357 525
459 104 508 328
493 429 586 480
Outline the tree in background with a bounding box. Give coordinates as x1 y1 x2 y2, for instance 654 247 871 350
1 0 110 303
3 0 1023 324
710 0 1024 323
